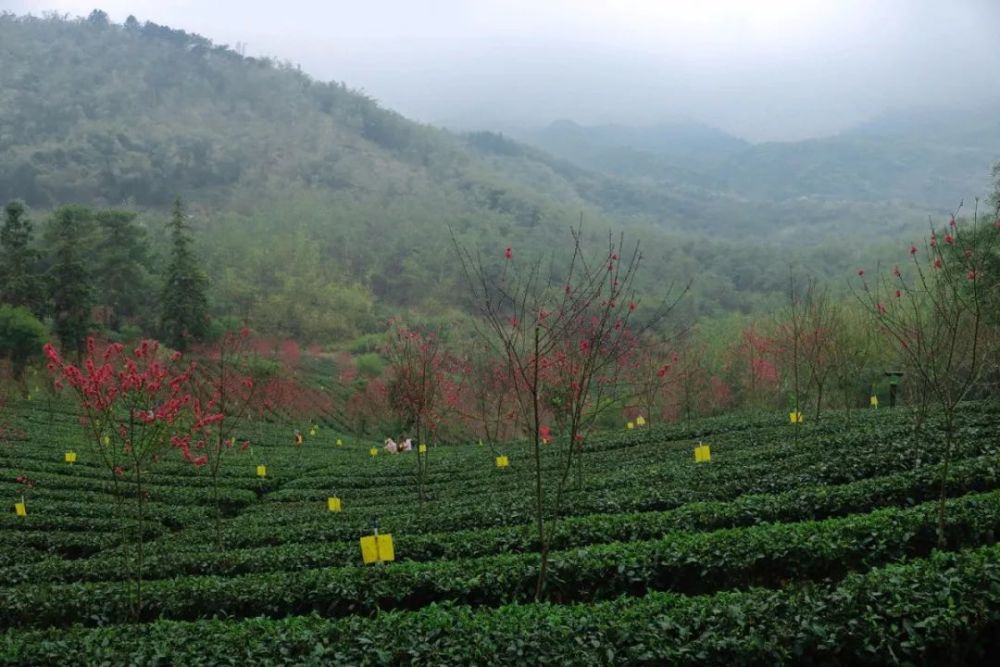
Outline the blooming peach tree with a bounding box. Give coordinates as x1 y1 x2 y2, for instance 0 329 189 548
455 226 685 599
45 337 212 619
189 326 259 551
382 320 461 503
857 202 1000 546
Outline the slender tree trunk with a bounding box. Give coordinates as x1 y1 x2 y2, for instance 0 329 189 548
935 410 956 548
532 327 548 601
112 465 132 623
135 462 145 622
213 446 223 552
814 382 824 424
416 417 426 505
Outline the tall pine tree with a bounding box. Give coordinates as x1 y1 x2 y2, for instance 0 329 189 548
0 201 43 315
160 197 209 351
48 205 93 359
94 209 151 331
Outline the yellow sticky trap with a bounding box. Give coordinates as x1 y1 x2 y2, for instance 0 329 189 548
635 415 646 427
626 422 635 430
418 444 427 454
369 447 378 457
870 395 879 408
789 411 803 424
309 428 317 437
336 438 343 446
360 534 395 564
694 444 711 463
327 496 342 512
496 455 509 468
65 451 77 463
101 435 110 446
15 502 27 517
256 465 267 477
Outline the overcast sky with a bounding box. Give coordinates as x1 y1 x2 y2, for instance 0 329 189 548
6 0 1000 140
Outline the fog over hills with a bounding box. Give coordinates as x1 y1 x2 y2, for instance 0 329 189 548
1 8 997 338
8 0 1000 141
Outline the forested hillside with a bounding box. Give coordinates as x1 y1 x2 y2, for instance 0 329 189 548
518 109 1000 210
1 11 996 343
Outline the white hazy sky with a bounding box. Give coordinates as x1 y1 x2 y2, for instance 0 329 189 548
5 0 1000 140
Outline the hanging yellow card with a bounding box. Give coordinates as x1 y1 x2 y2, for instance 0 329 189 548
635 415 646 426
626 422 634 430
336 438 343 446
15 502 26 517
360 534 395 564
496 455 509 468
101 435 110 446
418 444 427 454
789 412 803 424
360 536 378 563
870 395 879 407
65 451 77 463
256 465 267 477
369 447 378 457
327 497 342 512
694 444 711 463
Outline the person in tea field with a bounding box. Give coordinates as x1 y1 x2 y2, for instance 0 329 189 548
400 438 413 452
294 430 304 445
384 437 398 453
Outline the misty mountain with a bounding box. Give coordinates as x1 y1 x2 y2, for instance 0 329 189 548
515 109 999 211
0 12 994 341
516 119 747 175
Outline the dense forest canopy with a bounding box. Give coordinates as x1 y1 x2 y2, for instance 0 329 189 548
0 11 997 345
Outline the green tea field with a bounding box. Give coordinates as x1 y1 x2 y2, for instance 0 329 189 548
2 400 1000 665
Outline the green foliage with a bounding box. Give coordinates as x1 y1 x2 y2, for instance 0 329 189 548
2 489 998 629
0 304 46 391
92 209 152 331
1 392 999 658
348 333 385 355
0 201 44 315
160 198 209 351
0 12 964 340
354 353 385 378
7 543 999 665
46 205 92 358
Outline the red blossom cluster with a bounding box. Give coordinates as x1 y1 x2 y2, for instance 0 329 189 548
44 336 214 468
45 339 194 425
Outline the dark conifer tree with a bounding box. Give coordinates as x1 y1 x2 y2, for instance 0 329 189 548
94 209 151 331
160 197 209 351
0 201 43 315
48 206 93 359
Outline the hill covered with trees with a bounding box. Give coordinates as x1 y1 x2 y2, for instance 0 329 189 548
0 10 996 344
517 108 999 211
